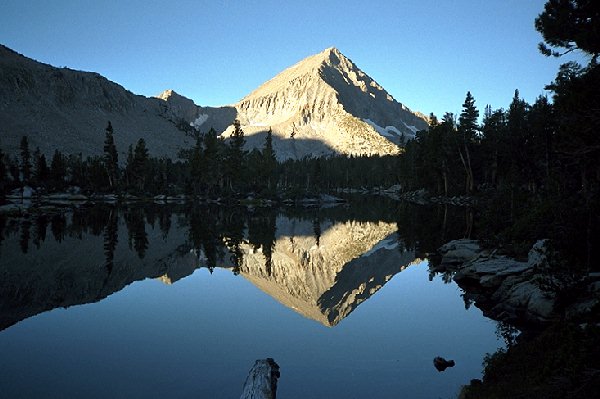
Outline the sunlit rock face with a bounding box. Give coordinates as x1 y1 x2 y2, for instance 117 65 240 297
237 218 416 326
219 47 428 160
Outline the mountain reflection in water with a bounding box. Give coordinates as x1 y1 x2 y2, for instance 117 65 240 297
238 219 417 326
0 200 500 399
0 202 421 331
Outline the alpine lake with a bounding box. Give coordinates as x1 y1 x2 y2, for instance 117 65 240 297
0 196 504 398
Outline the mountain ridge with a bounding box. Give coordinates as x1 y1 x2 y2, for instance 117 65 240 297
0 44 196 160
0 44 428 160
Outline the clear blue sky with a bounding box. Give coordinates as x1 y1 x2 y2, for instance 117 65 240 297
0 0 582 118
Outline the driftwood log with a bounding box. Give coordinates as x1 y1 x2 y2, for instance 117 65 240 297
240 358 280 399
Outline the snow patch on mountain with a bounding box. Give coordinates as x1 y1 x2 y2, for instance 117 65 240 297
402 122 420 134
363 119 402 138
191 114 209 129
362 238 399 257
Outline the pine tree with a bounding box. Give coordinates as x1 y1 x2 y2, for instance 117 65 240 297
420 117 454 195
481 106 507 187
261 128 277 193
189 133 203 195
457 92 479 194
50 150 67 190
203 128 223 195
8 155 20 185
528 95 555 188
103 121 119 190
535 0 600 62
131 138 149 193
33 149 49 187
507 90 531 187
124 145 134 190
20 136 31 185
0 144 7 194
225 120 247 193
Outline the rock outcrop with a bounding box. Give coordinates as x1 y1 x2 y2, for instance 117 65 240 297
434 239 600 327
433 357 456 372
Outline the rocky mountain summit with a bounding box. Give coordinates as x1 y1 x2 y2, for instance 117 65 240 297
219 47 428 159
1 44 427 160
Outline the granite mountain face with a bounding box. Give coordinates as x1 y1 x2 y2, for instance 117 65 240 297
224 47 428 159
0 45 427 160
0 45 196 160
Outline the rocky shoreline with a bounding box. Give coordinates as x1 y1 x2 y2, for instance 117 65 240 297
379 186 478 207
0 186 349 215
431 239 600 328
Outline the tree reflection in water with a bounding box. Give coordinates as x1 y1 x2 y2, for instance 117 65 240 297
0 197 476 265
0 197 477 333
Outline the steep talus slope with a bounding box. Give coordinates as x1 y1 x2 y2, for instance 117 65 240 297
318 48 428 133
0 45 199 159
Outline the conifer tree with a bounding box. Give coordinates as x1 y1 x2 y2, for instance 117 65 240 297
481 106 507 187
261 128 277 192
124 145 134 190
528 95 555 187
33 148 49 187
506 90 531 187
50 150 67 190
189 133 203 195
20 136 31 185
103 121 119 190
420 116 454 195
457 92 479 194
131 138 149 193
225 120 247 193
203 128 222 195
535 0 600 62
0 144 7 194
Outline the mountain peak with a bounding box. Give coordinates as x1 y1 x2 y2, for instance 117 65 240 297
240 47 351 102
156 89 184 101
322 46 342 56
233 47 428 159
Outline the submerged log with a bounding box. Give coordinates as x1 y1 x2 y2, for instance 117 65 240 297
240 358 280 399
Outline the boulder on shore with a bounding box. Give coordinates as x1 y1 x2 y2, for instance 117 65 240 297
436 239 560 325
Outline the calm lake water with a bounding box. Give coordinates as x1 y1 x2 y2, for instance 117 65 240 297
0 199 502 398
